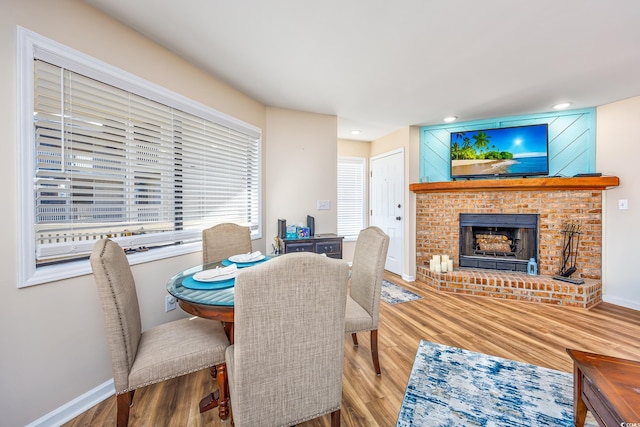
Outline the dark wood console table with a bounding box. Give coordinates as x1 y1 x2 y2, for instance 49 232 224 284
282 234 343 259
566 348 640 427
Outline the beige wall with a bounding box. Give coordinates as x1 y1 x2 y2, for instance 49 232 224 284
597 96 640 309
0 1 271 425
265 108 338 248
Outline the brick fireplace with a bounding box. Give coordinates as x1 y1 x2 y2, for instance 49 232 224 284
410 176 619 308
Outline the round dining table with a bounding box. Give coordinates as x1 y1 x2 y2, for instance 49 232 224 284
166 257 270 419
167 262 237 343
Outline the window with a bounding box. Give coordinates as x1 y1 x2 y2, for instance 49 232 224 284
337 157 367 240
18 28 262 287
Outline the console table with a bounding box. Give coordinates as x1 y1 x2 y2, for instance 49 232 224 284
566 348 640 427
282 234 343 259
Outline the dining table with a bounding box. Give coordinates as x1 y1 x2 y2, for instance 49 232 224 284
166 254 270 420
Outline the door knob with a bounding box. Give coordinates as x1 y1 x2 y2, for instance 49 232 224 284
396 216 402 220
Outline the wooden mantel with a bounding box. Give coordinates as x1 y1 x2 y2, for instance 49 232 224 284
409 176 619 193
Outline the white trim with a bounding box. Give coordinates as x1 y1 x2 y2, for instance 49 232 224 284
25 379 115 427
401 273 416 282
602 295 640 311
24 242 201 287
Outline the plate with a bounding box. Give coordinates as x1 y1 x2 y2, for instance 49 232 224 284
193 269 237 282
228 253 266 263
181 275 235 290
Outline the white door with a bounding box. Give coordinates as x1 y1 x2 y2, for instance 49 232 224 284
370 149 404 275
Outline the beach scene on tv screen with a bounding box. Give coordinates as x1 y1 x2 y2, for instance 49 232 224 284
450 125 548 177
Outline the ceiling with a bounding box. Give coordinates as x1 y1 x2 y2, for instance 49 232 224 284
84 0 640 141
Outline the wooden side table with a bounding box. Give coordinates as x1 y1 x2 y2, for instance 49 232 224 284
566 348 640 427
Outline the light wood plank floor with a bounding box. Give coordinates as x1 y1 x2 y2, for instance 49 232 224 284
64 274 640 426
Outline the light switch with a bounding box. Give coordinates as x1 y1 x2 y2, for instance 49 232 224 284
618 199 628 210
317 200 330 210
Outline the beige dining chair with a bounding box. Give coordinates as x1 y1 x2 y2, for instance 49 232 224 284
226 252 350 427
344 226 390 376
90 238 230 427
202 223 252 264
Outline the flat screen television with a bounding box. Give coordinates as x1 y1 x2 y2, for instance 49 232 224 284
450 123 549 179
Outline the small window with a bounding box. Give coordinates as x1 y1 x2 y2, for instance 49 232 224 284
337 157 367 240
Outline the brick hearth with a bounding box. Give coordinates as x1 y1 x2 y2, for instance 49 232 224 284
410 177 619 308
417 267 602 308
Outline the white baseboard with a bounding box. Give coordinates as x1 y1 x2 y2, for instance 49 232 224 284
25 380 114 427
402 273 416 282
602 295 640 311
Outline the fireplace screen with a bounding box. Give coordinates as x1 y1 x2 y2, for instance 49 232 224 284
459 213 538 272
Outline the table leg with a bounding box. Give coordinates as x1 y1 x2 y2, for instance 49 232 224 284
216 362 229 419
573 363 587 427
199 366 219 413
198 363 230 420
224 322 234 344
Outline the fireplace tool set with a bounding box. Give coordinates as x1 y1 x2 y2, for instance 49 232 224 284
553 222 585 284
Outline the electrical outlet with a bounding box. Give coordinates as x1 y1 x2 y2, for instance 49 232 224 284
165 295 176 312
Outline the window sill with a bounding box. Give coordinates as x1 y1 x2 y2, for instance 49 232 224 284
19 242 202 288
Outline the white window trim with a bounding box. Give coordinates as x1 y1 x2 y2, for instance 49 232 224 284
16 27 262 287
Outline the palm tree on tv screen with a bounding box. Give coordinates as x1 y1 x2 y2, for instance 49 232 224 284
472 131 491 158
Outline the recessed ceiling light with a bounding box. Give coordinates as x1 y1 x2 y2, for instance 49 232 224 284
351 130 361 135
443 116 457 123
552 102 572 110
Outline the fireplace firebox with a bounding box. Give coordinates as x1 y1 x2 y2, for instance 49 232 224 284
459 213 538 272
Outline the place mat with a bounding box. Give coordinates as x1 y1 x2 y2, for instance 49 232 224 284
181 275 235 290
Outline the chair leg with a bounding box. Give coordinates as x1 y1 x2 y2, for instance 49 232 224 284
116 390 134 427
370 329 381 376
351 332 358 346
331 409 341 427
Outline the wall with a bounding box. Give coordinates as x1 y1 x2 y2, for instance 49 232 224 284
337 138 371 262
265 108 338 251
0 2 269 426
596 96 640 309
370 126 421 281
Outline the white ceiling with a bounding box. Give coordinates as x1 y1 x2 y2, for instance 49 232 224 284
84 0 640 141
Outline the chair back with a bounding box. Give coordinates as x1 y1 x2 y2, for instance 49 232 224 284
349 226 390 328
90 238 142 393
231 252 349 426
202 223 252 264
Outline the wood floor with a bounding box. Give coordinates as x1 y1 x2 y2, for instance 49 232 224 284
64 273 640 426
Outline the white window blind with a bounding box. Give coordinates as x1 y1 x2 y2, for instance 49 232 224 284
33 59 260 265
337 157 367 240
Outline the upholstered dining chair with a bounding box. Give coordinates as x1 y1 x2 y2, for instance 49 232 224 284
344 226 390 376
225 252 350 427
90 238 230 427
202 223 252 264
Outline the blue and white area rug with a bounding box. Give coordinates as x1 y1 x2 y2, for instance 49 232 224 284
382 280 422 304
397 340 598 427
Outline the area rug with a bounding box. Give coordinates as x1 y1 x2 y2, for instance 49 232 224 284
397 340 598 427
381 280 422 304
